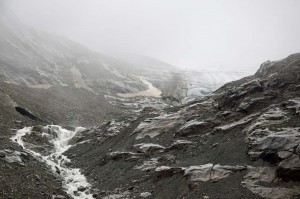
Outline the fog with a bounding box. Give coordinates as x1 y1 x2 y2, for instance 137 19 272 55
7 0 300 71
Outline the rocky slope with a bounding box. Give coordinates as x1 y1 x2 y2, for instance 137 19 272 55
8 53 300 199
58 53 299 199
1 2 300 199
0 2 157 95
0 1 250 108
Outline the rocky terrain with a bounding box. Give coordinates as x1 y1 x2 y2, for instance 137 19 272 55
58 53 300 199
4 53 300 199
53 53 298 199
1 2 300 199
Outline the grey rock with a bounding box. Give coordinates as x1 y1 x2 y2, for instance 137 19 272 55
176 120 211 136
53 195 66 199
78 186 87 192
277 154 300 181
277 151 293 159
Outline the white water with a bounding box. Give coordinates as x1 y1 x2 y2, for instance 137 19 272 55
11 125 93 199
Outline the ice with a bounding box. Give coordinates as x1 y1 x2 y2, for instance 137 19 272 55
183 70 251 97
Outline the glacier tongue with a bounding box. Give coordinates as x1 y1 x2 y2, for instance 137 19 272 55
11 125 93 199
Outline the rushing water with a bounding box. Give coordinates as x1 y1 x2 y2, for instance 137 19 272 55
11 125 93 199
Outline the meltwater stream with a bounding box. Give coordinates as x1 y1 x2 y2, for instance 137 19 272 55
11 125 93 199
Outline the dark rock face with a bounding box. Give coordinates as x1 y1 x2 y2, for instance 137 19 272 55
15 106 41 121
277 155 300 181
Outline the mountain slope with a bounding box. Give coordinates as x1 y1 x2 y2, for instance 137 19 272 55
3 2 300 199
56 53 300 199
0 3 168 96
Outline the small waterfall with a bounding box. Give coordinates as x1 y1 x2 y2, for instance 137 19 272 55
11 125 93 199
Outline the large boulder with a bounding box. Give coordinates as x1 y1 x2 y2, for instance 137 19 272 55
277 154 300 181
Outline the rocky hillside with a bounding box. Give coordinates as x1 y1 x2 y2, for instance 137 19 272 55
5 53 299 199
61 53 299 199
67 54 300 199
0 2 157 95
1 2 300 199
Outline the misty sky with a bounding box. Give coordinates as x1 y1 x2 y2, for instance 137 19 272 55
8 0 300 71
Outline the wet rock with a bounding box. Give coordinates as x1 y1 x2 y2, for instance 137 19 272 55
242 166 300 199
0 151 6 158
255 60 277 78
184 164 247 182
215 111 231 118
100 151 142 166
155 164 247 183
140 192 152 198
133 143 165 153
176 120 211 136
237 97 265 112
245 107 287 136
166 140 193 150
53 195 66 199
161 154 175 163
73 191 80 196
134 112 184 139
155 166 184 179
185 98 215 111
277 155 300 181
212 143 219 148
277 151 293 159
295 145 300 155
1 149 26 165
102 190 131 199
135 158 159 171
91 188 100 194
55 166 61 174
239 79 263 95
214 113 258 133
284 98 300 116
247 128 300 162
287 84 300 91
78 186 87 192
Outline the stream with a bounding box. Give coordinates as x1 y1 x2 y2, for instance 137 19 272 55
11 125 93 199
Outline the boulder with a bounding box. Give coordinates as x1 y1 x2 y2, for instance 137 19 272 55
176 120 211 136
277 154 300 181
